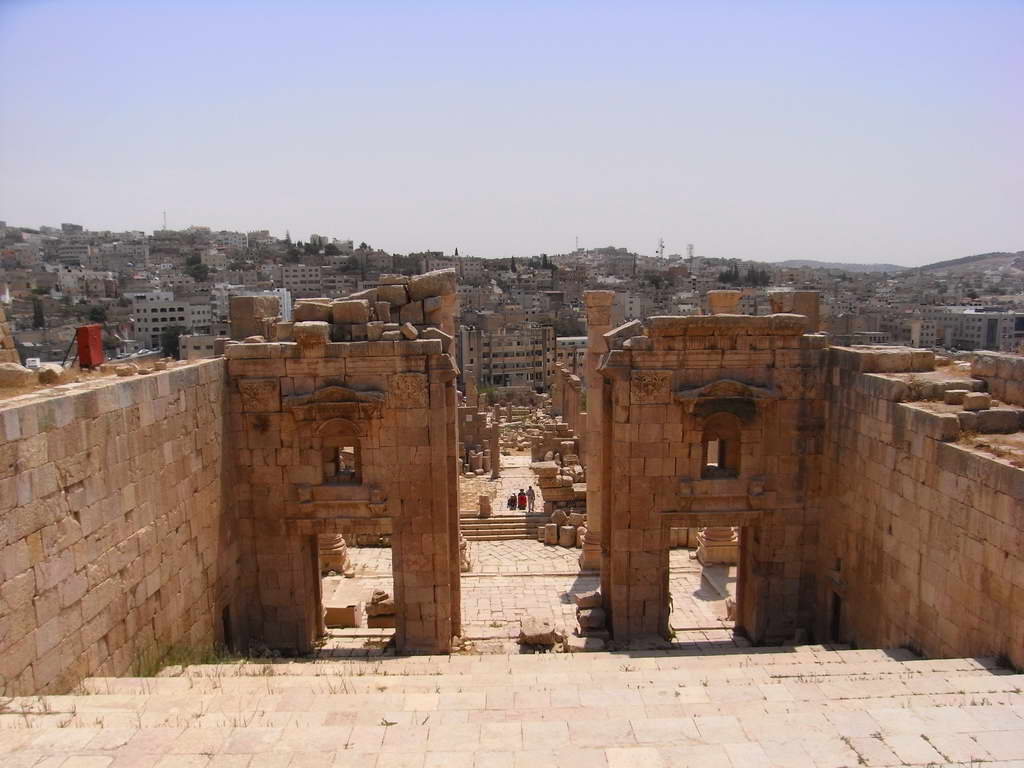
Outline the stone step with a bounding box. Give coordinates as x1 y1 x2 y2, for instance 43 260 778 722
5 648 1022 766
4 708 1024 768
64 665 1020 701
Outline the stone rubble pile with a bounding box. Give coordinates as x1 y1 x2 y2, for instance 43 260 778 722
236 268 457 349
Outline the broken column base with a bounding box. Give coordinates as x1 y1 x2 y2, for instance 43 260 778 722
696 527 739 565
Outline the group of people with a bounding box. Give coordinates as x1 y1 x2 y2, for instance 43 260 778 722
507 486 535 512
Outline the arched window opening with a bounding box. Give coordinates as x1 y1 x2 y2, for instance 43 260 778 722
701 412 741 479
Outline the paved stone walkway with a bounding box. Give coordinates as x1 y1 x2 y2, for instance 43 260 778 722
332 543 732 647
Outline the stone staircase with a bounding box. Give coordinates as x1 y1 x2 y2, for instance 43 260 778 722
2 646 1023 764
459 510 549 540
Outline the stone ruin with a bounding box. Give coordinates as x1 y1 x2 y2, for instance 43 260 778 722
2 277 1023 699
224 268 462 655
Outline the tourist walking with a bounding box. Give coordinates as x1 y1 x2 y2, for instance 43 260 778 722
517 488 527 510
526 485 536 513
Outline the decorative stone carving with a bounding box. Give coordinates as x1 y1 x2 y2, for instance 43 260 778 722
630 370 672 404
238 378 280 412
284 385 386 421
390 373 429 408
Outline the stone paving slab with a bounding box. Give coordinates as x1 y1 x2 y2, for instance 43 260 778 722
333 543 730 648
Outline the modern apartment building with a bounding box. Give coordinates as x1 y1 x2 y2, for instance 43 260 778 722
129 291 214 349
279 264 323 296
916 307 1024 352
458 321 556 390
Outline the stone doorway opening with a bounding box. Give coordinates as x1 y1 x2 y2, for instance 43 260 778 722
667 525 739 645
317 534 397 654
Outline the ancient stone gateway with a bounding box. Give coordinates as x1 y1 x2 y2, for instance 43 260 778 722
594 313 826 643
227 272 461 654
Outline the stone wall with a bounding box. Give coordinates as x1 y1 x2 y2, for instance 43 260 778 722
973 351 1024 406
821 348 1024 668
0 359 237 695
225 269 461 655
0 305 19 363
595 314 827 642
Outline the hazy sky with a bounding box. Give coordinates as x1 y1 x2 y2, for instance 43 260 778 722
1 1 1021 266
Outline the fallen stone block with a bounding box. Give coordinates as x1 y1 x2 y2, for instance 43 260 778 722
976 408 1020 434
566 635 605 653
331 299 371 324
577 607 606 631
963 392 992 411
944 389 969 405
574 590 602 609
419 327 453 352
399 301 424 324
408 268 457 301
517 617 565 647
377 283 410 306
294 301 332 322
400 322 419 340
558 525 576 547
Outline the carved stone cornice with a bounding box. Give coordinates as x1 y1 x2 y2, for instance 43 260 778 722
283 385 385 421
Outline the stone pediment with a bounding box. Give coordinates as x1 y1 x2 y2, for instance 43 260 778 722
283 385 385 421
674 379 777 401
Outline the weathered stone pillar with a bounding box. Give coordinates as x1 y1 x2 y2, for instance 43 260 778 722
769 291 821 332
488 424 500 479
707 290 741 315
582 290 615 571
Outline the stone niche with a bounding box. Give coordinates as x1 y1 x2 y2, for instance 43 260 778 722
226 271 461 655
594 313 827 644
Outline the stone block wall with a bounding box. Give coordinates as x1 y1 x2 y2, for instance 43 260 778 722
973 351 1024 406
821 348 1024 668
0 306 19 363
0 359 237 695
225 269 461 655
596 314 828 642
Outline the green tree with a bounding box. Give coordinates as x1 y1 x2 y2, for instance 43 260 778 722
186 262 210 282
87 306 107 323
160 325 188 358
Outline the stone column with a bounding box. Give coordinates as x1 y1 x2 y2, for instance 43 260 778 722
488 424 500 479
581 290 615 571
696 526 740 565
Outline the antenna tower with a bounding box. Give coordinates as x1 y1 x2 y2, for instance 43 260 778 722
162 210 167 230
657 237 665 258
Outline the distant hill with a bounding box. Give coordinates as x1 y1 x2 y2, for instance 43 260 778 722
915 251 1024 274
773 259 907 273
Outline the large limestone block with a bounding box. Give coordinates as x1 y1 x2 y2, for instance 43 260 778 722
408 268 457 301
293 321 330 347
419 327 453 352
558 525 576 547
943 389 969 405
518 617 564 646
707 290 741 314
294 301 332 322
331 299 371 324
378 284 410 306
544 523 559 545
0 362 36 387
963 392 992 411
976 408 1020 434
399 301 424 324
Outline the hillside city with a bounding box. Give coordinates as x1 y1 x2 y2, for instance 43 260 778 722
1 219 1023 381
